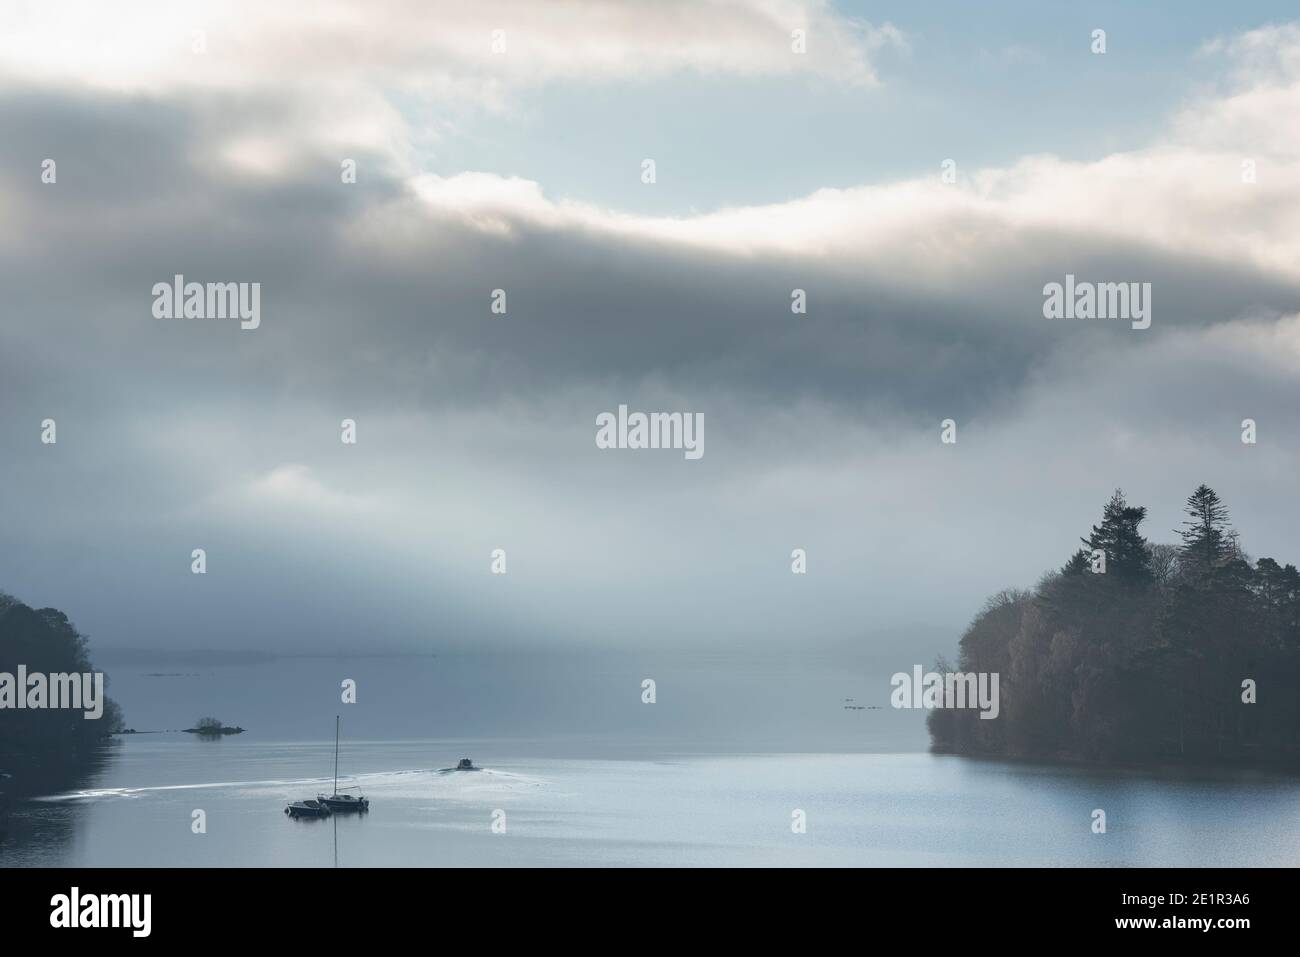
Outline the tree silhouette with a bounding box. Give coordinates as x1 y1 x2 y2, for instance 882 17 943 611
930 486 1300 768
1080 488 1153 584
1179 484 1232 571
0 592 124 797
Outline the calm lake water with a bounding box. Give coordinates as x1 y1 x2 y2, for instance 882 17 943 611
2 656 1298 866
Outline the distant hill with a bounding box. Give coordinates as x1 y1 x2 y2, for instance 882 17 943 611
94 647 280 667
94 647 436 666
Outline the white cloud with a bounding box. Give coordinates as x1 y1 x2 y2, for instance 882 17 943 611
243 464 369 511
388 23 1300 287
0 0 900 173
0 0 896 90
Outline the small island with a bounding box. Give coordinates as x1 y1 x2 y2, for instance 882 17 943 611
183 716 245 736
928 485 1300 770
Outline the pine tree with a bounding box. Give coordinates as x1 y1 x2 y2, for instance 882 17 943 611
1080 489 1153 584
1179 484 1231 570
1061 548 1089 576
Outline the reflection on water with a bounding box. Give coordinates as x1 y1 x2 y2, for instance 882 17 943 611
4 656 1297 867
1 740 119 859
4 742 1299 867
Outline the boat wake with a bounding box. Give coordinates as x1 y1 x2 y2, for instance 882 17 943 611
38 779 306 801
39 766 545 803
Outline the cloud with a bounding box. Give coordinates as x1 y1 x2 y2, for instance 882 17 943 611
0 0 898 89
241 464 371 512
403 76 1300 287
0 0 902 176
1 16 1299 654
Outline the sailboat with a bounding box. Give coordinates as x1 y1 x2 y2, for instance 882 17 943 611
317 715 370 813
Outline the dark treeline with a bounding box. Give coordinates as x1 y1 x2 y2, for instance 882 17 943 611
0 592 123 799
929 486 1300 768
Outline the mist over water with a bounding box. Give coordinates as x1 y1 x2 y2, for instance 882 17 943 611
94 652 928 752
4 655 1297 867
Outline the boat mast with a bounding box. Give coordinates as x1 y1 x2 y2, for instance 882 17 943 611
334 714 339 796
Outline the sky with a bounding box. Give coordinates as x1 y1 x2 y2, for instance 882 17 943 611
1 1 1299 659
